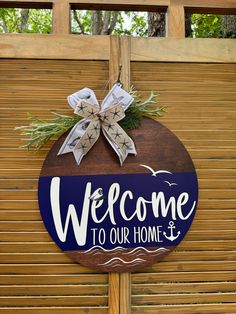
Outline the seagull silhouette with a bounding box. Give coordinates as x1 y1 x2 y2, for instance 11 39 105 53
140 164 173 177
164 180 178 187
89 188 104 202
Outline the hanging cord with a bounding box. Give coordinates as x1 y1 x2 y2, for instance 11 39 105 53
100 64 123 101
116 64 123 86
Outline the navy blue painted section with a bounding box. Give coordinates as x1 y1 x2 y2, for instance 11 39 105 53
38 172 198 251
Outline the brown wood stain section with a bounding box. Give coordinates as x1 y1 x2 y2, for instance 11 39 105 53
40 118 195 177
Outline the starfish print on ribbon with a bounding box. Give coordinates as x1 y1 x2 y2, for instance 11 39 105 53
58 84 137 165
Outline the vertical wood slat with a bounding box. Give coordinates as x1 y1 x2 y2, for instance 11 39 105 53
120 272 131 314
120 36 131 91
108 273 120 314
108 36 132 314
108 35 121 314
53 0 70 34
167 0 185 38
109 36 130 89
119 36 131 314
109 36 120 87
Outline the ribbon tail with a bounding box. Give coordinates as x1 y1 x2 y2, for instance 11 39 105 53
102 123 136 166
102 128 124 164
120 137 136 165
72 119 100 165
57 119 89 156
72 148 84 165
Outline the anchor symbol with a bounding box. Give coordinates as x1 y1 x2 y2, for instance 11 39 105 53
163 221 181 242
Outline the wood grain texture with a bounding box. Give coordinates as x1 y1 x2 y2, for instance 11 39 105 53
70 0 168 11
109 36 120 88
0 309 108 314
183 0 236 14
119 36 131 314
0 34 110 60
130 61 236 313
0 0 53 9
39 118 195 177
52 1 70 34
120 36 131 90
120 273 131 314
167 0 185 38
108 273 119 314
108 35 126 312
131 38 236 63
1 36 236 63
0 59 109 312
132 304 236 314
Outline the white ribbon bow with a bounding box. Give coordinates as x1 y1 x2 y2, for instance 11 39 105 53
58 84 137 165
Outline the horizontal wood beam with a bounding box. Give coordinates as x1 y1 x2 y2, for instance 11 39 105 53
0 0 169 10
0 34 110 60
131 37 236 63
1 34 236 63
0 1 52 9
185 8 236 15
183 0 236 14
70 0 168 12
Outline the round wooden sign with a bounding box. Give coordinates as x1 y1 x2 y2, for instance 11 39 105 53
38 118 198 272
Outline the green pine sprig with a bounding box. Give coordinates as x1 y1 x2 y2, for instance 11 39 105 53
120 87 166 130
15 89 166 150
15 112 81 150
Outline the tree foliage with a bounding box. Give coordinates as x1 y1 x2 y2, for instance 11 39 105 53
191 14 223 38
71 10 148 36
0 8 235 38
190 14 236 38
0 8 51 33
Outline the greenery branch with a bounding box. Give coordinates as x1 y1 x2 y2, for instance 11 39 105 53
15 113 81 150
120 87 165 130
15 88 166 150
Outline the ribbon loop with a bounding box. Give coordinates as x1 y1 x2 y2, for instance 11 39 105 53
58 84 137 165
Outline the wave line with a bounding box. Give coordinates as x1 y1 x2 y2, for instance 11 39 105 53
99 257 145 266
85 245 124 253
124 247 169 255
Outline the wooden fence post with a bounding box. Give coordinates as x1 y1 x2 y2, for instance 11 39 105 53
108 35 132 314
119 35 131 314
109 36 121 86
120 36 131 90
108 272 120 314
53 0 70 34
167 0 185 37
108 35 121 314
